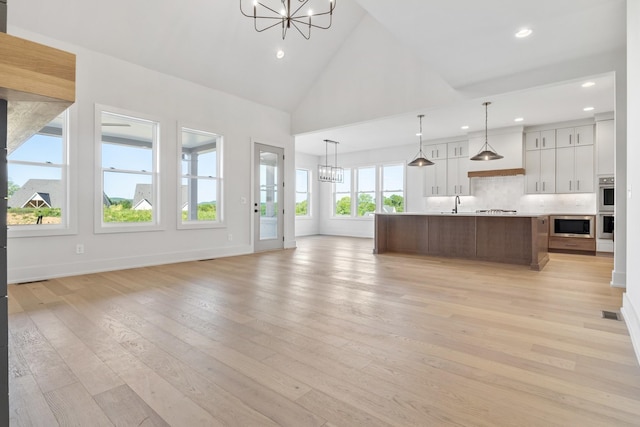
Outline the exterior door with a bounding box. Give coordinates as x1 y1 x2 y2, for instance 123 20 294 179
254 143 284 252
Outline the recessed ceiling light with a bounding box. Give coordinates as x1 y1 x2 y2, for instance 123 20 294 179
276 50 285 59
415 132 422 137
582 81 596 88
461 125 469 130
583 106 595 111
514 117 524 122
515 28 532 38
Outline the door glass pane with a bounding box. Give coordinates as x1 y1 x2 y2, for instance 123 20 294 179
260 150 278 240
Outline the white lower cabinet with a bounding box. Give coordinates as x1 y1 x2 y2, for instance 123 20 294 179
556 145 594 193
525 149 555 193
447 157 470 195
424 159 447 196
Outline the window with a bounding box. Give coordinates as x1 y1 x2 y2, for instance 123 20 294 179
331 163 405 218
333 168 352 216
382 164 404 213
295 169 310 216
7 111 68 230
357 167 376 217
99 110 159 228
180 127 223 226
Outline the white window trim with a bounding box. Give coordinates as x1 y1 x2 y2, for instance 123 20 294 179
8 108 74 238
330 163 406 219
295 168 311 218
94 105 163 234
177 124 225 230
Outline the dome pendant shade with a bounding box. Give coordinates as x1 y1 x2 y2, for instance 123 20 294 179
408 114 434 167
470 149 504 161
408 156 434 167
470 101 503 161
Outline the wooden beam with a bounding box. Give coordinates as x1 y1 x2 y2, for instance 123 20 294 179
0 32 75 103
467 168 525 178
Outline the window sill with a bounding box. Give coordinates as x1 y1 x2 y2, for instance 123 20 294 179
177 221 226 230
8 226 75 239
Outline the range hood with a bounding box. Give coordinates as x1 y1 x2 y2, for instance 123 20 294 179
468 168 525 178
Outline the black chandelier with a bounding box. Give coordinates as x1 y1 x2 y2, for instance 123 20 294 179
240 0 336 40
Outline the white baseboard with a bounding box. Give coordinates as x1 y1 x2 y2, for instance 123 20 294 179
8 244 253 284
621 293 640 367
611 269 627 288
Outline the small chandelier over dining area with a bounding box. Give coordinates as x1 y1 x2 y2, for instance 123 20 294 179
240 0 337 40
318 139 343 183
470 101 504 161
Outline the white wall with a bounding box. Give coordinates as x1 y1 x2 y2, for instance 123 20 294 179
294 152 320 236
622 0 640 366
7 29 295 283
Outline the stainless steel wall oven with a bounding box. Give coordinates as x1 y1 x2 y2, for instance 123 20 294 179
599 177 614 212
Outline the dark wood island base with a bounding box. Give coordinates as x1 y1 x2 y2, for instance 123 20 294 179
374 213 550 271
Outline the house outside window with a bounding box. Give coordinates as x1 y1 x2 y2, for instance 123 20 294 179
295 169 310 216
7 111 68 231
179 127 223 227
98 109 159 231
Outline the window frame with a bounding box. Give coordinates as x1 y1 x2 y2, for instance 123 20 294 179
8 108 72 238
94 105 162 234
381 163 406 213
177 124 225 230
331 163 406 219
295 168 311 218
332 167 353 217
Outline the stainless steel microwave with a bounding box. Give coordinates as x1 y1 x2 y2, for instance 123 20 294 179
550 215 595 238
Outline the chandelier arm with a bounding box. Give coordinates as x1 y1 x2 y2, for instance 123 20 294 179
254 1 283 16
290 15 333 30
291 21 311 39
254 19 284 33
289 0 307 18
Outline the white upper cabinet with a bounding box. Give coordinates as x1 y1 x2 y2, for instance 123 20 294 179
525 149 555 194
556 125 594 148
447 140 468 158
447 157 470 196
424 159 447 196
556 145 594 193
596 119 614 176
525 130 556 151
425 143 447 160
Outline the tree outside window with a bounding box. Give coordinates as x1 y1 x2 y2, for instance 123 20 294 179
296 169 310 216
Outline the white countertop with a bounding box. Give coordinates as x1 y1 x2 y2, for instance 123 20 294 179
376 212 549 218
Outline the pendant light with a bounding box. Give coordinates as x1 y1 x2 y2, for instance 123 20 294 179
470 101 504 161
408 114 434 167
318 139 344 183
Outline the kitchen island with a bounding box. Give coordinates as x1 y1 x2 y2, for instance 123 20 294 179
374 213 550 270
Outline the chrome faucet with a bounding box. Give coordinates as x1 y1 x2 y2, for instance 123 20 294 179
453 195 460 214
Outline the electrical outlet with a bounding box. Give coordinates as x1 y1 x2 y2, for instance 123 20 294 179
76 244 84 254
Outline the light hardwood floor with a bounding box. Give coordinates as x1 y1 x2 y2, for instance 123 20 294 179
8 236 640 426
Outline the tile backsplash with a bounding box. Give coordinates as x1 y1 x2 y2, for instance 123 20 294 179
423 175 596 214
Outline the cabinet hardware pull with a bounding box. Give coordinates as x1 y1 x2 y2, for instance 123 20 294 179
577 134 580 144
569 134 572 145
542 137 546 147
536 182 538 192
536 138 539 148
577 180 580 191
543 182 545 191
569 181 572 191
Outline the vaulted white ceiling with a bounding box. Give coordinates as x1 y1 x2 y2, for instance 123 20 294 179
8 0 626 155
